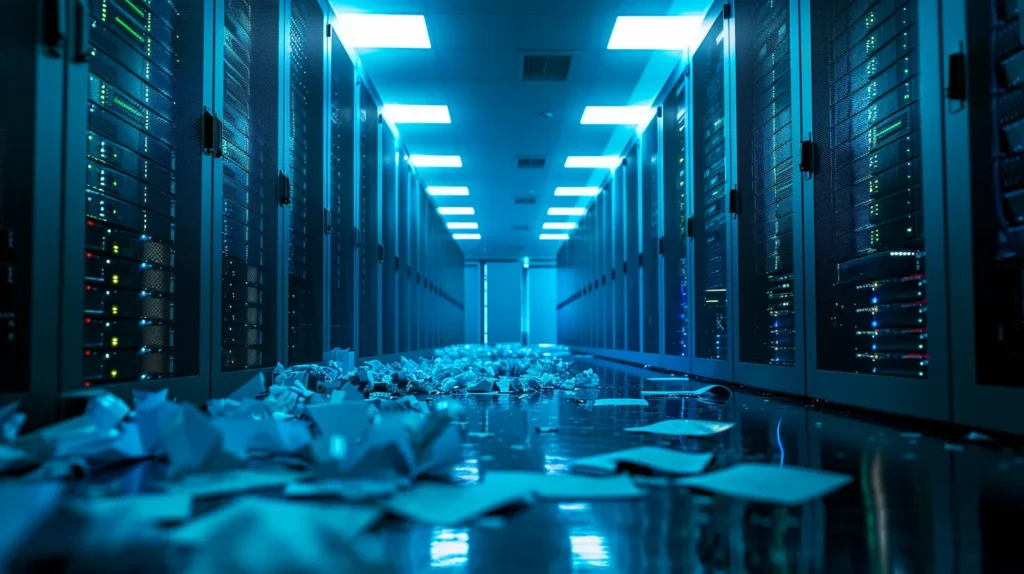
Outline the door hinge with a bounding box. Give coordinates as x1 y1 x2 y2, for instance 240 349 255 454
353 227 362 248
378 114 384 125
799 138 816 179
326 23 332 37
947 45 967 112
623 261 628 274
723 3 732 19
378 244 384 263
638 252 643 268
728 188 739 216
277 171 291 205
395 256 400 271
44 0 66 57
656 106 663 118
659 237 664 255
323 208 332 235
686 217 695 238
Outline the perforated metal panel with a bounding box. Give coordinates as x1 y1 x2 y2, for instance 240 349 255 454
811 0 926 378
641 118 660 354
358 85 379 357
663 76 689 358
329 33 355 351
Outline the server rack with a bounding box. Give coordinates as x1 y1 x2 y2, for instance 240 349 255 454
943 0 1024 434
357 85 379 358
732 0 805 396
690 3 734 381
61 0 214 407
380 126 397 355
641 116 662 358
662 71 692 374
1 0 69 424
328 30 355 353
625 146 641 352
397 156 410 352
612 167 625 350
803 0 949 419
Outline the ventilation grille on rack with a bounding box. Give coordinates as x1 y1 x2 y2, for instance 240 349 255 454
521 54 572 81
517 157 546 169
513 197 537 205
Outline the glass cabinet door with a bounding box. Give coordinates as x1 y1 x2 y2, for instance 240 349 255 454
662 74 690 372
329 32 356 353
357 84 379 358
381 126 397 356
625 145 641 352
641 117 661 356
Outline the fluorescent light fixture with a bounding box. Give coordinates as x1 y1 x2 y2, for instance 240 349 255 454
383 104 451 124
335 14 431 49
607 16 701 50
409 155 462 168
453 233 481 240
547 207 586 216
543 222 578 230
554 186 601 197
427 186 469 196
580 106 653 125
446 222 479 230
564 155 620 169
438 207 474 215
539 233 570 240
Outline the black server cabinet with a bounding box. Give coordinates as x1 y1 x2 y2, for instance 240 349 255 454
285 0 324 366
613 166 625 350
602 183 614 349
662 73 691 374
397 157 410 352
62 0 213 405
640 117 661 357
1 0 68 422
733 0 805 395
625 145 641 352
805 0 948 419
690 8 733 381
380 126 397 355
944 0 1024 434
357 84 379 358
328 31 355 353
412 191 424 350
211 0 284 395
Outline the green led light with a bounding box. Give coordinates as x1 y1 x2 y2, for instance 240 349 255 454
121 0 145 18
115 16 144 43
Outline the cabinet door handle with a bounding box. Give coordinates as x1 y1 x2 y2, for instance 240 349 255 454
72 0 89 63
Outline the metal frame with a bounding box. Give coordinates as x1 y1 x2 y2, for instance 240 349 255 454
802 0 950 420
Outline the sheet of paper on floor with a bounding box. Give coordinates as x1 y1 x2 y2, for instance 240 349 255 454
161 469 301 499
674 463 853 506
593 398 649 407
570 446 714 476
484 471 645 501
641 384 732 398
67 493 192 523
625 419 735 437
382 481 534 526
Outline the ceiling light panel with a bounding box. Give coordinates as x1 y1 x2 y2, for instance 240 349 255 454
564 156 620 169
607 16 701 50
543 222 577 230
427 186 469 196
547 207 586 216
383 104 451 124
335 14 431 49
409 155 462 168
554 187 601 197
539 233 570 240
447 222 479 230
580 106 653 125
453 233 481 240
438 207 475 215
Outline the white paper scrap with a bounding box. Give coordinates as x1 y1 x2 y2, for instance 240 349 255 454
69 493 192 523
484 471 644 501
162 469 300 499
674 463 853 506
625 419 734 437
570 446 713 476
594 398 649 407
642 384 732 398
383 481 534 526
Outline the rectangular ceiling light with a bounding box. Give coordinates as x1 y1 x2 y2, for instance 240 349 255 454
554 186 601 197
409 155 462 168
447 222 479 230
427 186 469 196
383 104 451 124
539 233 570 241
547 207 586 216
453 233 481 240
607 16 701 50
335 14 431 49
564 155 620 169
580 106 653 125
438 207 475 215
543 222 577 230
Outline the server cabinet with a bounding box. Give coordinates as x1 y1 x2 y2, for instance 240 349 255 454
397 156 411 352
612 168 625 350
62 0 214 405
285 0 325 365
602 182 614 349
640 117 661 357
944 0 1024 433
662 72 691 374
210 0 285 395
804 0 949 419
732 0 805 395
597 186 609 349
690 5 734 381
1 0 68 422
381 126 398 355
328 31 355 352
625 145 641 352
357 84 379 358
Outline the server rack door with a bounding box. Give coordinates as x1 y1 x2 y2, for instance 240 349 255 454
804 0 949 419
64 0 214 405
397 157 410 352
380 126 397 355
328 33 355 352
602 183 613 349
597 190 608 349
625 146 641 352
641 117 661 356
357 86 379 358
211 0 284 396
285 0 325 366
662 73 691 373
612 167 625 350
3 0 66 423
732 0 805 395
945 0 1024 434
690 8 734 380
414 192 424 350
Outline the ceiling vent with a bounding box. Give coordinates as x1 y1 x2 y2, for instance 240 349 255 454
521 53 573 81
517 157 546 169
511 224 531 231
513 197 537 205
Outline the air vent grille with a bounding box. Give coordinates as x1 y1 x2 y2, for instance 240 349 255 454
522 54 572 81
512 224 530 231
517 157 546 169
513 197 537 205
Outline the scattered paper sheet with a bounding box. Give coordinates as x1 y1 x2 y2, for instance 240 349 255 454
484 471 644 501
68 493 192 523
0 483 64 561
570 446 713 476
383 481 534 526
646 377 689 382
675 463 853 505
642 384 732 398
625 419 734 437
284 477 410 502
162 469 300 499
594 398 649 406
306 402 372 442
